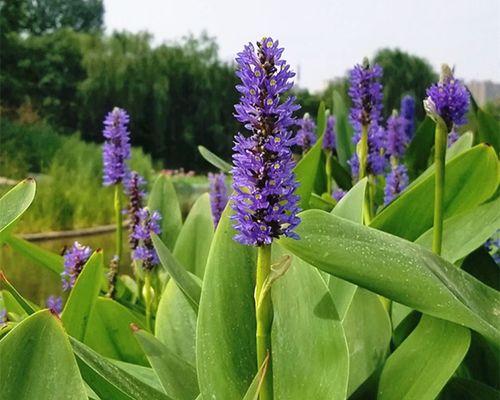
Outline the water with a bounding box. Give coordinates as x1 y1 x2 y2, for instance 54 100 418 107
1 231 131 306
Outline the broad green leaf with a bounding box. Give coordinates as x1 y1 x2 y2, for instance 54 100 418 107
134 328 199 400
476 107 500 153
70 337 170 400
316 101 326 136
1 290 28 317
62 250 104 340
332 90 354 168
152 234 202 312
198 145 232 173
0 271 36 315
173 193 213 278
405 117 434 178
110 360 164 393
148 174 183 249
330 155 352 190
271 245 349 399
0 178 36 236
84 297 148 366
372 144 498 241
4 234 63 274
392 310 421 348
378 315 470 400
343 289 391 396
155 280 196 366
416 197 500 263
462 247 500 291
197 205 257 399
294 133 323 209
279 211 500 344
242 355 269 400
440 377 500 400
308 193 334 212
0 310 87 400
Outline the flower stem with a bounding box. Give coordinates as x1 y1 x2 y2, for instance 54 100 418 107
144 271 152 332
432 123 447 255
114 184 123 267
325 152 332 196
256 244 273 400
358 125 372 224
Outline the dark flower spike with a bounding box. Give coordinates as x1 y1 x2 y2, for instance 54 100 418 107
322 114 337 152
61 241 92 291
132 207 162 270
424 64 470 131
296 113 317 153
384 163 409 205
386 110 409 159
400 95 415 140
126 171 147 253
208 172 229 227
231 37 301 246
349 125 387 179
102 107 131 186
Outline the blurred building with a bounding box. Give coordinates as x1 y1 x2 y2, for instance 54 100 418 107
467 80 500 106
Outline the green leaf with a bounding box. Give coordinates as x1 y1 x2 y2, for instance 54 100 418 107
0 178 36 236
4 234 63 274
440 377 500 400
155 280 197 366
173 193 214 278
84 297 148 366
0 271 36 315
197 205 257 399
371 144 498 241
316 101 326 137
332 90 354 168
476 107 500 153
271 245 349 399
0 310 87 399
294 134 323 210
378 315 470 400
242 355 270 400
416 196 500 263
110 360 164 393
198 145 232 173
62 250 104 340
148 174 183 249
152 234 202 312
343 289 391 396
70 337 170 400
308 193 334 212
134 328 199 400
279 211 500 344
330 155 352 190
406 117 434 177
1 290 28 317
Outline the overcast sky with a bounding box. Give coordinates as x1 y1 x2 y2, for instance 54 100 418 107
104 0 500 92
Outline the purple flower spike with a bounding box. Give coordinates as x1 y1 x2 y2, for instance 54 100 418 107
332 189 346 202
231 37 301 246
208 172 228 227
400 95 415 139
103 107 131 186
384 164 409 205
447 129 459 147
322 115 337 152
386 112 409 159
61 242 92 291
425 66 470 130
126 171 146 253
296 113 316 152
349 125 387 179
132 208 162 270
348 59 384 134
484 230 500 264
46 295 63 315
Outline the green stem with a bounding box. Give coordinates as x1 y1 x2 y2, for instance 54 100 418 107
325 152 332 196
358 125 372 224
432 123 447 255
144 272 152 332
256 245 273 400
114 184 123 266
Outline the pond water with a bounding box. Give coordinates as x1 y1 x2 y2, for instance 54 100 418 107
1 230 132 306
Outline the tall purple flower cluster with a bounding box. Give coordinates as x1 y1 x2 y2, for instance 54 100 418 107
231 37 301 246
296 113 316 152
132 208 161 270
349 126 387 179
61 242 92 291
385 113 409 158
322 115 336 152
384 164 409 205
348 60 384 133
102 107 131 186
208 172 228 227
126 171 146 253
425 67 470 130
400 95 415 139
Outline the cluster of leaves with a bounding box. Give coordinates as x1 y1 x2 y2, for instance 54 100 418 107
0 96 499 399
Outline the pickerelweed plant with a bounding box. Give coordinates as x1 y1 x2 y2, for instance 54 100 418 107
1 41 499 400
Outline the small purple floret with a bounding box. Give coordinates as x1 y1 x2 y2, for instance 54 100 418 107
102 107 131 186
296 114 316 152
231 37 301 246
322 115 336 152
447 130 459 147
61 242 92 291
384 164 409 205
208 172 228 227
332 189 346 202
46 295 63 315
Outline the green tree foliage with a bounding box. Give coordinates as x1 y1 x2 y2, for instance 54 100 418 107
374 48 437 120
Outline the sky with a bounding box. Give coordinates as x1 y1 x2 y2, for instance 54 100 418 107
104 0 500 92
